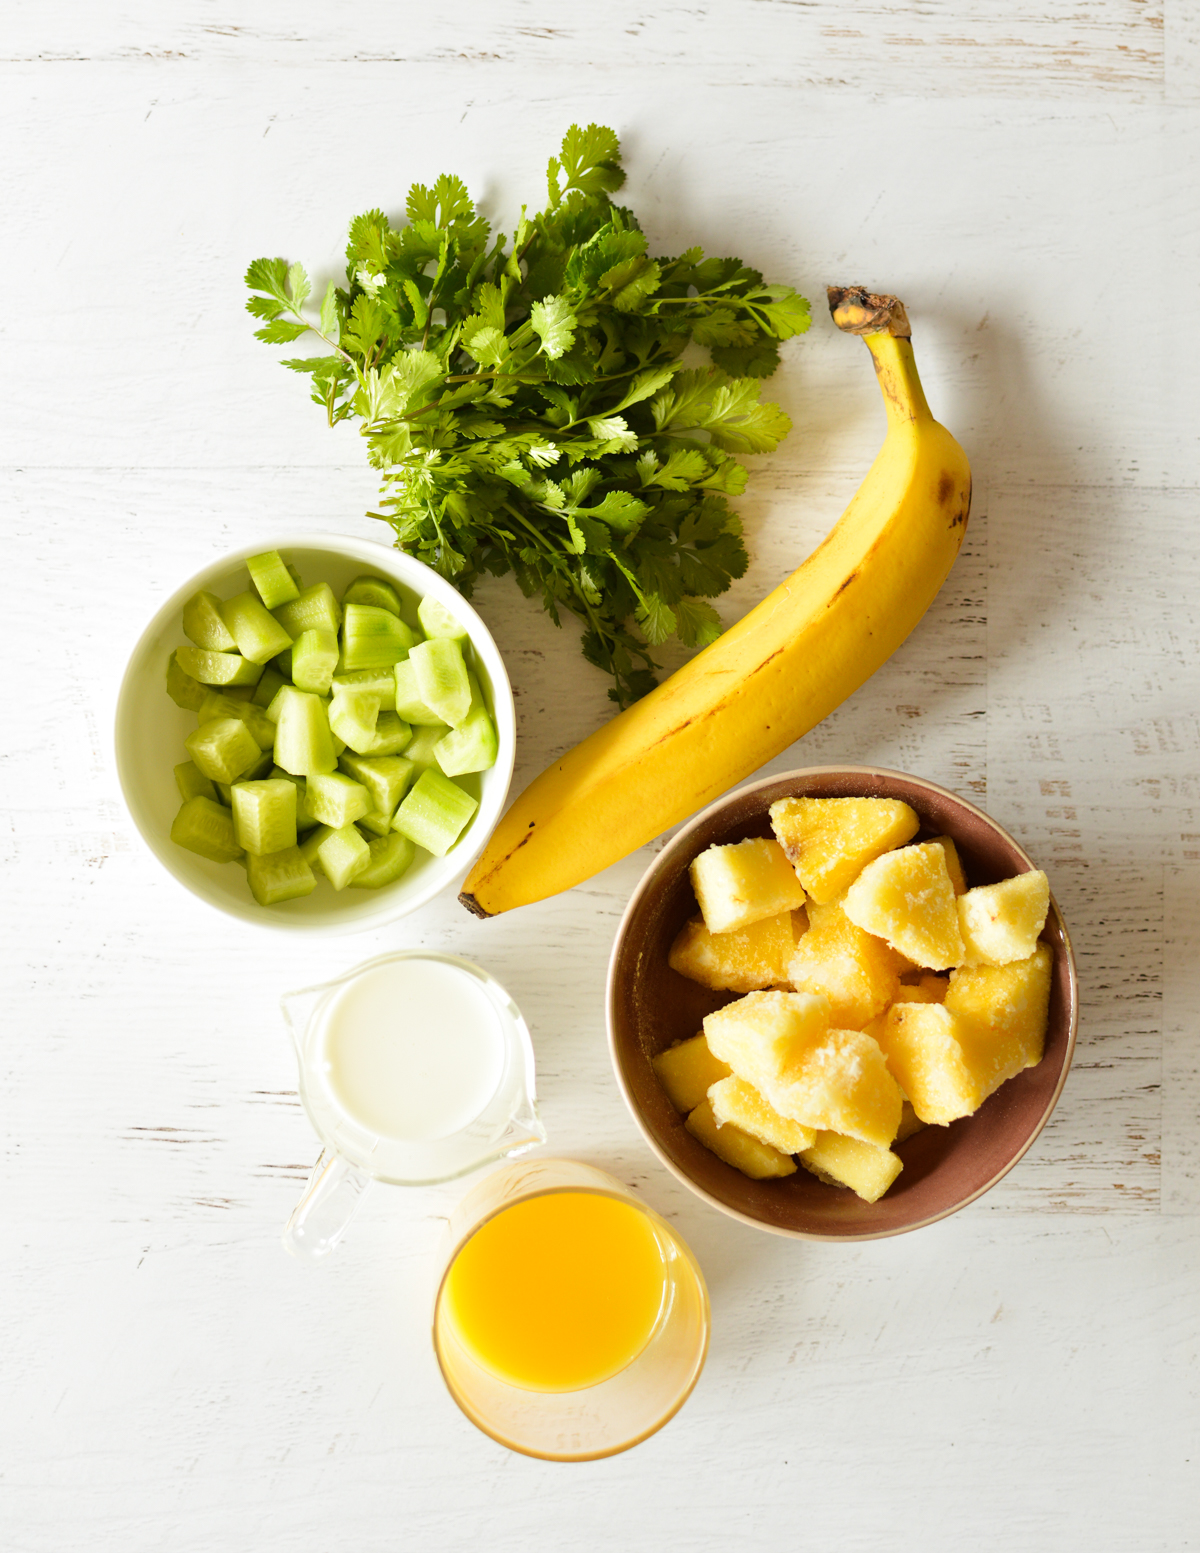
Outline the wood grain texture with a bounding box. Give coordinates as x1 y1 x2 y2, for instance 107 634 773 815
3 3 1199 1547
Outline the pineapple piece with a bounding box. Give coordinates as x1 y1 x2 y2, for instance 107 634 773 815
764 1027 904 1147
669 909 802 993
928 834 968 895
798 1132 904 1203
894 1100 927 1143
685 1097 797 1179
893 975 949 1005
944 943 1053 1084
873 1003 985 1125
842 841 966 970
702 990 831 1092
689 837 806 934
768 795 919 904
786 901 906 1029
651 1033 732 1115
708 1075 817 1154
957 871 1051 966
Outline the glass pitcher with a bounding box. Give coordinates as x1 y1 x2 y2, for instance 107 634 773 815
280 951 545 1260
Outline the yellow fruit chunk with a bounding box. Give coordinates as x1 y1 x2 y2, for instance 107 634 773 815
956 871 1050 966
799 1132 904 1203
764 1027 904 1146
768 795 919 904
685 1097 797 1179
668 909 802 992
842 841 966 970
928 835 968 895
873 1003 984 1124
708 1075 817 1154
944 943 1052 1082
786 902 906 1028
893 975 948 1005
703 990 832 1092
689 837 807 934
651 1033 732 1114
894 1100 927 1142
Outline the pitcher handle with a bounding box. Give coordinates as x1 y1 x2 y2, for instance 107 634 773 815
282 1148 371 1261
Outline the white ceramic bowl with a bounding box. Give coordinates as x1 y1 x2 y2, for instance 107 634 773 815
114 533 516 932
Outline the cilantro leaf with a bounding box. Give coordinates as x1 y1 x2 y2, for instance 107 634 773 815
530 295 576 360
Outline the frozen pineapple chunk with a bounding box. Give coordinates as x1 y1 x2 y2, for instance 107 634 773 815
764 1028 904 1147
872 1003 984 1125
893 975 949 1005
842 841 966 970
703 990 831 1093
689 837 806 934
798 1132 903 1204
894 1101 927 1143
651 1033 732 1115
669 909 802 992
957 871 1050 966
768 795 919 904
944 943 1052 1083
928 835 968 896
708 1075 817 1154
786 901 906 1029
685 1097 797 1180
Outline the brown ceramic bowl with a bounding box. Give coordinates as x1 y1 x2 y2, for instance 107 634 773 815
607 766 1078 1240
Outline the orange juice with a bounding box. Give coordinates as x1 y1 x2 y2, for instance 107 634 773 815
440 1191 668 1392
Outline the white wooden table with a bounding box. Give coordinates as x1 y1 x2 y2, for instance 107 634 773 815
5 4 1198 1547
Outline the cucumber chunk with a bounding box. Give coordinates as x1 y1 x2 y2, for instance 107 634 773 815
416 593 469 642
298 823 334 866
176 645 263 688
219 592 294 666
330 668 397 712
166 651 209 710
269 767 319 831
232 777 298 856
170 796 244 862
242 748 275 782
338 753 414 819
182 590 237 652
341 604 418 672
273 691 337 777
185 718 262 784
174 760 218 803
246 845 316 906
305 771 371 829
361 711 412 757
401 722 452 775
316 824 371 890
251 665 287 708
408 638 471 727
391 768 478 856
434 704 498 777
356 809 394 838
343 575 402 616
247 550 301 610
393 660 448 725
291 628 340 696
327 688 381 755
274 583 341 639
196 691 276 749
349 831 416 888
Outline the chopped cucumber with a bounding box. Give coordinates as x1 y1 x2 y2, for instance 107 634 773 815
330 668 397 711
196 691 276 749
341 604 418 672
316 824 371 890
247 550 301 610
417 593 469 642
175 645 263 688
185 718 262 784
357 809 393 838
401 722 451 774
408 638 471 727
349 832 416 888
166 651 209 710
361 711 412 756
273 691 337 777
305 772 371 828
232 777 298 856
174 760 218 803
269 767 319 831
182 590 237 651
391 767 478 856
246 846 316 905
291 628 340 696
219 592 294 665
171 796 244 862
435 704 498 777
393 660 448 725
274 583 341 639
298 823 334 866
328 688 381 754
251 665 287 708
343 575 401 615
338 753 414 818
242 748 275 782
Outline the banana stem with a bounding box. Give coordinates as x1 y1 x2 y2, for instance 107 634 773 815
827 285 932 429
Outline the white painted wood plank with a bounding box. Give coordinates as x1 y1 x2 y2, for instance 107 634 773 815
1164 864 1200 1211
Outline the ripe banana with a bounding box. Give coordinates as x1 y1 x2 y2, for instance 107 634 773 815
460 287 971 918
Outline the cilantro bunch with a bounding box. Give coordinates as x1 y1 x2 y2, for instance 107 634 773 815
246 125 809 706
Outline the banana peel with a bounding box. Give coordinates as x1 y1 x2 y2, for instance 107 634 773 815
460 288 971 918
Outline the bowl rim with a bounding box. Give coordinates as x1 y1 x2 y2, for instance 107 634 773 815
605 763 1079 1240
113 531 516 933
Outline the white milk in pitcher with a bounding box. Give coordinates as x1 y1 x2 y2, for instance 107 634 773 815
316 958 506 1143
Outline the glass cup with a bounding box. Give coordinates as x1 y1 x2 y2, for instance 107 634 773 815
281 951 545 1261
433 1158 710 1461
